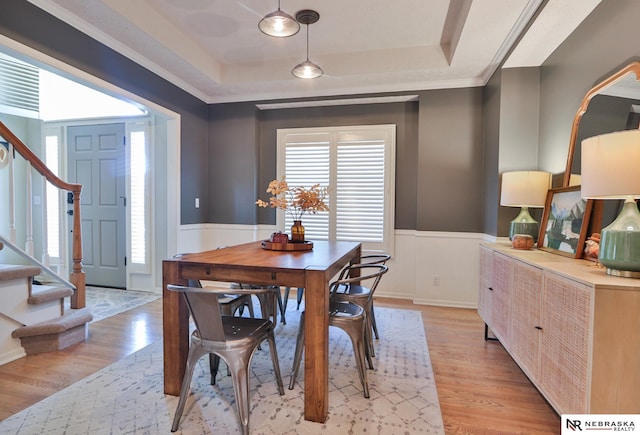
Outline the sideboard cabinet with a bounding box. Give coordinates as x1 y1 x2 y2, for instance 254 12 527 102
478 243 640 414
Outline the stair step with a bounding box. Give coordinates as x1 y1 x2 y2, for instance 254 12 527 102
0 265 41 282
28 285 74 305
11 308 93 355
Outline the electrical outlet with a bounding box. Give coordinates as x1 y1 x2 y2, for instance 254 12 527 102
195 197 200 208
433 275 440 286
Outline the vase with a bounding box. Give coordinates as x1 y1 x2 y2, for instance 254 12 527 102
291 220 305 242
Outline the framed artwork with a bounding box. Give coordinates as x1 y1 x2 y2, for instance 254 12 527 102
538 186 593 258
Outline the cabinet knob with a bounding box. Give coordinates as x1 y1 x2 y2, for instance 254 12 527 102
535 326 543 330
488 287 494 291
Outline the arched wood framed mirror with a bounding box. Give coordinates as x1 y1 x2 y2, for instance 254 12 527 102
564 61 640 187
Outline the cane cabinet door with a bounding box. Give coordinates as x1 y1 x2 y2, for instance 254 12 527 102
539 272 590 414
478 245 493 325
509 260 543 381
490 252 512 346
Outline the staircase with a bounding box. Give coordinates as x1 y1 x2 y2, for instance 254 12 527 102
0 261 92 364
0 119 90 364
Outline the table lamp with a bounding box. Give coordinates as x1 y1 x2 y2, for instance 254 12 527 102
582 130 640 277
500 171 551 242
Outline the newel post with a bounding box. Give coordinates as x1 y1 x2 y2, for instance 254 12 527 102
69 187 85 308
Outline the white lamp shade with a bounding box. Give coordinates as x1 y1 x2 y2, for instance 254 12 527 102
500 171 550 208
582 130 640 199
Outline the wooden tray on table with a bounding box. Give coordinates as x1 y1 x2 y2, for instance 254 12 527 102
261 240 314 251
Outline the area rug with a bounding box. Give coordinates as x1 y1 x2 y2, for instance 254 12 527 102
0 306 444 434
64 286 161 323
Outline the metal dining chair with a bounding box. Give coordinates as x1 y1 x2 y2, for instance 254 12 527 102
282 286 304 311
231 283 287 324
288 264 388 398
281 254 389 316
334 254 390 344
167 284 285 435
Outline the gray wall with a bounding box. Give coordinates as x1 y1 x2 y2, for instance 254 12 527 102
0 0 210 225
482 0 640 238
209 98 421 228
538 0 640 175
256 100 419 229
208 88 485 233
5 0 639 237
496 68 544 237
416 87 484 232
208 103 260 224
482 70 502 237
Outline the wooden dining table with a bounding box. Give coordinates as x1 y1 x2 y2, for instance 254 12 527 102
162 240 361 423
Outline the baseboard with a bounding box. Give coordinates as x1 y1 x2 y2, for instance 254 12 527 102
412 297 477 309
0 347 26 365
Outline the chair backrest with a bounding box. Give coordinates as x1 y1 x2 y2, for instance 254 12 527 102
166 284 226 342
330 264 388 297
337 254 391 281
359 254 391 265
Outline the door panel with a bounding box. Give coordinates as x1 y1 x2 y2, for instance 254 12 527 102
68 123 126 288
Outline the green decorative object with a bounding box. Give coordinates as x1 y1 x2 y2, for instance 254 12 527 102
501 171 550 244
598 200 640 277
509 206 540 242
582 130 640 278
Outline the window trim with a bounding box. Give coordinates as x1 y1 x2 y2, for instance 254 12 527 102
276 124 395 255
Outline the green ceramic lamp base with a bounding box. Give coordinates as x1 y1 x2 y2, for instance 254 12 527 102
599 200 640 278
509 206 540 243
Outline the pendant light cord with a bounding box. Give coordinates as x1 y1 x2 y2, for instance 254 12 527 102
305 24 310 61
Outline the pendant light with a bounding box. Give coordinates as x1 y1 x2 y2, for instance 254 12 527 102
291 10 323 79
258 1 299 38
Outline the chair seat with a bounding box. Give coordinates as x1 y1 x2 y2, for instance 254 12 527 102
333 285 370 303
220 316 273 342
329 300 364 318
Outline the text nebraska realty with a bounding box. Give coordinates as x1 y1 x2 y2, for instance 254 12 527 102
581 420 635 431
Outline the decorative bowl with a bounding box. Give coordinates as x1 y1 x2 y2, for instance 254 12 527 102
512 234 534 250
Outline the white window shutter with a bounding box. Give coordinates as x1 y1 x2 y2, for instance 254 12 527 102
336 135 385 242
0 53 39 118
282 133 330 240
279 125 395 254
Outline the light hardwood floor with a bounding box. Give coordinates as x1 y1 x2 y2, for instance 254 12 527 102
0 295 560 434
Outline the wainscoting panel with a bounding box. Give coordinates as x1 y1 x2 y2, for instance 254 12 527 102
176 224 493 308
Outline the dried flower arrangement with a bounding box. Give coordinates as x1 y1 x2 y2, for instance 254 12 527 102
256 177 329 221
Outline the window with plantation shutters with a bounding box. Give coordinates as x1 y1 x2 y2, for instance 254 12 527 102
0 53 39 118
277 125 395 253
127 122 151 273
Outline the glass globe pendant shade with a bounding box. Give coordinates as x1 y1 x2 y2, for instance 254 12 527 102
258 3 299 37
292 60 323 79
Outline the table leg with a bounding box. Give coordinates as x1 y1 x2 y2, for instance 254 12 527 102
162 260 190 395
303 267 330 422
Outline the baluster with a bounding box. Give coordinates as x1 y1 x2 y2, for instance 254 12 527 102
25 161 34 256
8 143 16 243
70 189 85 308
41 176 50 268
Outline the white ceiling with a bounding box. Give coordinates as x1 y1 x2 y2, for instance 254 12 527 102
27 0 603 104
